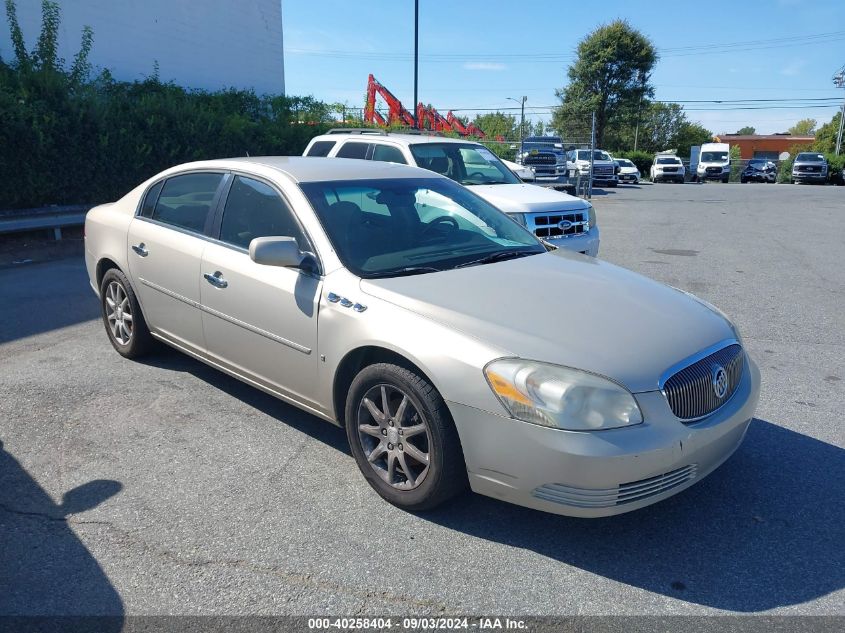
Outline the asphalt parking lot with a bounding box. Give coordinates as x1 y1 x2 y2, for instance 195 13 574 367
0 182 843 617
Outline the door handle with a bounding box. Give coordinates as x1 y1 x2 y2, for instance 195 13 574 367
131 243 148 257
203 271 228 288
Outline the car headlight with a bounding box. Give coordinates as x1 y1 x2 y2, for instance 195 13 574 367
587 204 596 229
484 359 643 431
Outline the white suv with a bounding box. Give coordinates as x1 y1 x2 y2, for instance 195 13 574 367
304 130 600 256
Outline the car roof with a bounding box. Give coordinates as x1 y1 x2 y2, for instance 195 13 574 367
163 156 442 183
311 132 484 148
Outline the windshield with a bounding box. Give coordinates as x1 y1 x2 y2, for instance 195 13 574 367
795 153 824 162
409 143 520 185
618 159 635 168
701 151 729 162
656 157 682 165
299 177 544 278
576 150 611 161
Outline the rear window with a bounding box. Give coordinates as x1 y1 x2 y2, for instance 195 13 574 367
336 142 370 159
305 140 336 157
371 144 407 164
152 172 223 233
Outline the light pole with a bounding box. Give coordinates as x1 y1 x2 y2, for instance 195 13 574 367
507 96 527 160
834 65 844 155
413 0 419 129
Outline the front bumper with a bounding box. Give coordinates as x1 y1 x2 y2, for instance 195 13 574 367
698 170 729 180
653 171 685 182
618 173 639 182
449 354 760 517
533 165 569 179
792 172 826 182
545 227 600 257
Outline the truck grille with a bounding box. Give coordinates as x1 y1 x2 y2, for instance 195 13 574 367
662 167 679 173
593 166 612 175
662 344 744 422
705 166 722 174
523 153 556 166
796 165 820 172
528 212 588 239
532 464 699 508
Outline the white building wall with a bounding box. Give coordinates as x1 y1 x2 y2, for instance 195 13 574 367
0 0 284 94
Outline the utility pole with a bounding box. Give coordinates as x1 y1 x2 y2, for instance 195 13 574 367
588 111 596 199
834 65 845 155
413 0 419 129
507 96 527 158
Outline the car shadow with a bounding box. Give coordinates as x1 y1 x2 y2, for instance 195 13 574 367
418 418 844 612
0 440 124 623
137 347 350 455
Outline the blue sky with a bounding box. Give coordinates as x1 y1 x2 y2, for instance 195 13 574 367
282 0 845 135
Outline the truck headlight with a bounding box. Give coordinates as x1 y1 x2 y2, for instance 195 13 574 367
587 205 596 229
484 359 643 431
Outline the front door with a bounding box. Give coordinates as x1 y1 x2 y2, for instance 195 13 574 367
199 175 321 406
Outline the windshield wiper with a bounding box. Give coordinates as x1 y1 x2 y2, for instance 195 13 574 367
364 266 442 279
454 249 539 269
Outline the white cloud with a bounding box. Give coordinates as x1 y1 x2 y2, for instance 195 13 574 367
462 61 507 71
780 60 805 76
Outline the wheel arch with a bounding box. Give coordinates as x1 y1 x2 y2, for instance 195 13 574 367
96 257 124 289
332 345 441 427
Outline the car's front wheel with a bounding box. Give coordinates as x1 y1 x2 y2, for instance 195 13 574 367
345 363 467 511
100 268 154 359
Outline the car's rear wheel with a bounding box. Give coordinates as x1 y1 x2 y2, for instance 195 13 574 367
100 268 154 359
345 363 467 511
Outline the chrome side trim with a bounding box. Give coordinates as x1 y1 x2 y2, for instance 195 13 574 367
139 277 312 355
139 277 200 308
200 304 312 355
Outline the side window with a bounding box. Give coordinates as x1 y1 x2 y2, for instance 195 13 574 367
371 144 407 164
139 180 164 218
152 173 223 233
336 142 370 159
305 140 336 157
219 176 310 251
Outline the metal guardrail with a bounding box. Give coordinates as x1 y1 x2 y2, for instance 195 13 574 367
0 205 92 239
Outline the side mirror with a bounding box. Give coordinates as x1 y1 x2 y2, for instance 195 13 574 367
249 236 315 270
553 143 563 149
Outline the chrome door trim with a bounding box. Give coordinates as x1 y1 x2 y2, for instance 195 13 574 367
140 277 312 355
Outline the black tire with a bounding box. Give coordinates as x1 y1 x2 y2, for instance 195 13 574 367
740 177 746 183
99 268 155 359
345 363 467 511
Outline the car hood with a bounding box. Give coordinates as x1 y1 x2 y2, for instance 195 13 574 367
360 251 736 393
467 184 589 214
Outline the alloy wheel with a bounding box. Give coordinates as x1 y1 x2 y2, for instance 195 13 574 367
105 281 133 345
356 384 432 490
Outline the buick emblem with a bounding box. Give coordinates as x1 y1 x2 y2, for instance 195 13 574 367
711 364 729 399
558 220 573 230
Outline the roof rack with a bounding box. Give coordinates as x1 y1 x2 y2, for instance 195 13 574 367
325 128 388 136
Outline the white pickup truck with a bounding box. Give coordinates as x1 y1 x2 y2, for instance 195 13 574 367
566 149 619 187
304 130 600 256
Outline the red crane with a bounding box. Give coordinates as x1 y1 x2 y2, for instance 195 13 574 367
364 74 415 127
364 74 485 138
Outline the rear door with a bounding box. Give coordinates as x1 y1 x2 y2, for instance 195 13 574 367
199 174 322 406
127 172 226 351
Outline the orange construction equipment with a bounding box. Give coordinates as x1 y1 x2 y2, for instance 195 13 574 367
364 74 485 138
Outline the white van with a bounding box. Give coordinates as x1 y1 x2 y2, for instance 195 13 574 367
697 143 731 183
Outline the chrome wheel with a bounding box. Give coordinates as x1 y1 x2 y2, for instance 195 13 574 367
357 384 431 490
105 280 133 345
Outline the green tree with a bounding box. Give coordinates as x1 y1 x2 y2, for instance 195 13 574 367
674 121 713 158
472 111 518 140
532 120 546 136
788 118 816 136
812 111 842 153
552 20 657 147
603 102 712 157
734 126 756 135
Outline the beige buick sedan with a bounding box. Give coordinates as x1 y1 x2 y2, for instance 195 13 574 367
85 157 760 517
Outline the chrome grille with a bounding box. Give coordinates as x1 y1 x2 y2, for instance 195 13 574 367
528 212 587 239
533 464 698 508
593 165 612 175
662 344 744 422
523 153 556 166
